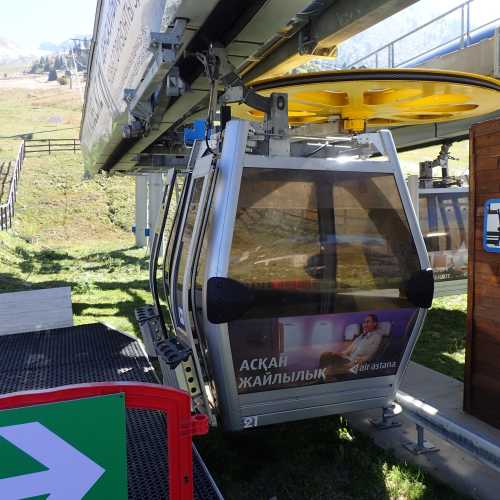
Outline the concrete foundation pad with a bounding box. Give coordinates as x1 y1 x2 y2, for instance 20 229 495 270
347 362 500 500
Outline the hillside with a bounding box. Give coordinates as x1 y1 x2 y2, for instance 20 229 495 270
0 70 147 334
0 37 46 65
39 36 91 53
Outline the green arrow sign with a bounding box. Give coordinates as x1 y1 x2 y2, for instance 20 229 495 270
0 393 127 499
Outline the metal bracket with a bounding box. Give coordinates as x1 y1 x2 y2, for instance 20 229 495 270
298 21 316 55
122 18 187 138
150 17 188 53
155 336 192 369
123 88 136 103
199 44 290 155
370 403 402 430
403 424 439 455
148 18 188 72
266 93 290 155
348 132 383 159
134 305 163 357
165 66 185 97
123 119 147 139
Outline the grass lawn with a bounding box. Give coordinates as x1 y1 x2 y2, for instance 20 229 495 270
413 294 467 381
196 414 467 500
0 69 470 499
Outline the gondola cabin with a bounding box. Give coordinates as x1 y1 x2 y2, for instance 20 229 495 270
159 120 434 431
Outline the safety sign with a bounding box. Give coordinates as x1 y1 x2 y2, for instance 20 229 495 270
0 393 127 499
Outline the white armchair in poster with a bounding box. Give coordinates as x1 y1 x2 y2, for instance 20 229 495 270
233 308 418 394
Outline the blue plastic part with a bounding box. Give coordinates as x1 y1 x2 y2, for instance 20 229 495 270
483 198 500 253
184 119 210 146
132 224 136 234
145 227 150 237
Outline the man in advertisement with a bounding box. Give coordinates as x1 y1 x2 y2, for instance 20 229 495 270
232 308 416 394
319 314 384 382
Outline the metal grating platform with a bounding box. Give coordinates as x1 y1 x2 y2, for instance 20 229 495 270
0 322 222 500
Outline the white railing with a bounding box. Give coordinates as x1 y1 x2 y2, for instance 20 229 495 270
348 0 500 69
0 142 25 231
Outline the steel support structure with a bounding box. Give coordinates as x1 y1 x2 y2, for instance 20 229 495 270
148 173 164 250
134 176 148 247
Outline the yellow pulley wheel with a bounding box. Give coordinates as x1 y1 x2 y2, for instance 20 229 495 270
230 69 500 132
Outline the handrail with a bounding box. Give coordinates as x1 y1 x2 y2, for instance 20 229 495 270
0 142 25 231
348 0 500 69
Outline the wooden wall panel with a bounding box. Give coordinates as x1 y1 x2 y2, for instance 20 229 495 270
465 117 500 429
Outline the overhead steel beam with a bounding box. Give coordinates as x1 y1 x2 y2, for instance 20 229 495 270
390 110 500 151
100 0 421 173
241 0 418 82
105 0 314 173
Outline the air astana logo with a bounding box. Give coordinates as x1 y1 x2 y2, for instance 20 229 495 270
350 360 398 375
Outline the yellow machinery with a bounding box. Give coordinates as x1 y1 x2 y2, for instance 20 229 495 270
230 68 500 132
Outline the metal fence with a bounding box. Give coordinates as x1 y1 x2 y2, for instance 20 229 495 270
23 138 80 156
348 0 500 69
0 142 25 231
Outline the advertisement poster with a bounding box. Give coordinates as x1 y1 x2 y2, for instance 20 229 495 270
229 308 418 394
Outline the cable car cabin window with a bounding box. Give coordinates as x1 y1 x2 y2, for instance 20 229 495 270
174 178 204 328
419 192 468 282
226 168 422 393
228 168 420 317
194 210 212 337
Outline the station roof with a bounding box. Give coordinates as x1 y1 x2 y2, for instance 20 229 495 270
82 0 422 174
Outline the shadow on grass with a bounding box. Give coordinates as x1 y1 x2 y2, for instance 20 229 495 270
8 243 148 271
72 296 150 337
0 275 150 338
0 272 74 292
0 244 151 338
14 246 68 274
412 306 467 381
196 415 467 500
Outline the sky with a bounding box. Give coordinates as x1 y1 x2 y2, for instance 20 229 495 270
0 0 98 49
1 0 498 51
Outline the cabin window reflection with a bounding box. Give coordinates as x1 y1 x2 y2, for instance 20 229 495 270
228 168 420 319
193 207 212 336
419 192 468 281
174 178 204 327
163 175 185 307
